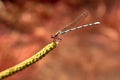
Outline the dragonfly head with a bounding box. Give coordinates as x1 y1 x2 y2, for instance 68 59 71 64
51 31 62 44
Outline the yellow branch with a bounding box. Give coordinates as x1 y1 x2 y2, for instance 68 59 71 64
0 41 57 80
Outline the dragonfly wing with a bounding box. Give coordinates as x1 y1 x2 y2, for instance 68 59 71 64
61 10 88 32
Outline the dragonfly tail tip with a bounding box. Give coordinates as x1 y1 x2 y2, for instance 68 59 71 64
94 22 101 25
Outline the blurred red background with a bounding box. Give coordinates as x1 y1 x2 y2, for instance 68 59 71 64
0 0 120 80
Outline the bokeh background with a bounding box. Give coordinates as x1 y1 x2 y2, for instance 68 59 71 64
0 0 120 80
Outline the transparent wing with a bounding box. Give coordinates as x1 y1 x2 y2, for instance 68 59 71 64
61 10 88 32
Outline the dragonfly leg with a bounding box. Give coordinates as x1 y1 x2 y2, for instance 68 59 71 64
51 35 62 44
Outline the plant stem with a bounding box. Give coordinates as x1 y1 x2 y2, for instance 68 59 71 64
0 41 57 80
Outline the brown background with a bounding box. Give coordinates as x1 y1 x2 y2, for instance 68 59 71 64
0 0 120 80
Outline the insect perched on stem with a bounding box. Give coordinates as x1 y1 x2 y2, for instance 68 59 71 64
0 10 100 80
51 10 100 42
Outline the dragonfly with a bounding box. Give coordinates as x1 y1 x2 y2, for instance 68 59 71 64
51 10 100 42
